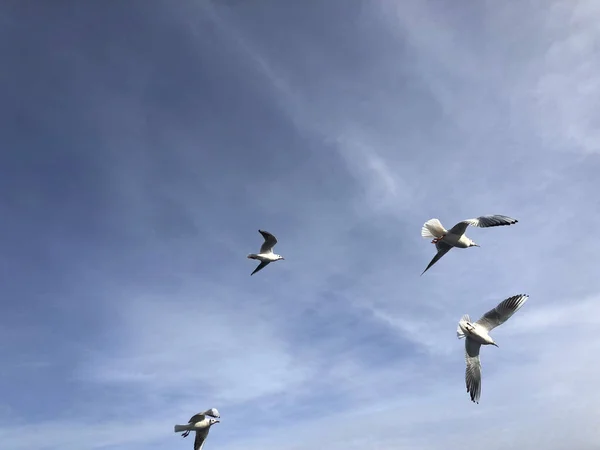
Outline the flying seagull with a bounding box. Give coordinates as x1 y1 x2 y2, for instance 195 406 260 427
457 294 529 403
420 214 518 275
176 409 220 438
247 229 284 275
174 409 220 450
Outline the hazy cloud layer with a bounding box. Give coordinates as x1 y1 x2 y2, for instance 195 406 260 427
0 1 599 449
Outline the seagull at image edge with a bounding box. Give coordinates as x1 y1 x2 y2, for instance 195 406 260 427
174 408 220 450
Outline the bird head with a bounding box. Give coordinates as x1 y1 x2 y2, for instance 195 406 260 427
277 254 285 260
209 419 220 425
469 240 480 247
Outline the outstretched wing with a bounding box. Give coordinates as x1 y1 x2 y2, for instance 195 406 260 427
188 413 205 424
258 230 278 254
448 215 518 236
194 428 211 450
204 408 220 418
475 294 529 332
465 337 482 404
420 241 453 276
251 260 270 276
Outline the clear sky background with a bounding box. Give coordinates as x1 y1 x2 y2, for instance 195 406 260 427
1 1 600 449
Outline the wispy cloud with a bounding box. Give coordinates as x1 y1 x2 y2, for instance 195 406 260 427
76 288 316 404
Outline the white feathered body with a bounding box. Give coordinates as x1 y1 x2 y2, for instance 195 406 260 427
421 219 474 248
441 233 472 248
457 317 495 346
247 252 282 262
174 418 212 433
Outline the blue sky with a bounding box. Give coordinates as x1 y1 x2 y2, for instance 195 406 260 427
1 0 600 449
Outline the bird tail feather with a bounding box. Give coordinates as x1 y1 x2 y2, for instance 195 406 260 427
457 314 471 339
174 424 190 433
421 219 447 238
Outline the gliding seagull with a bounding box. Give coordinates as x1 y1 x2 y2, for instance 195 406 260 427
457 294 529 403
174 408 220 450
177 409 220 438
420 214 518 275
247 230 284 275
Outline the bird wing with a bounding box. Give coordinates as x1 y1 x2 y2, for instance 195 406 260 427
421 218 447 239
188 413 205 423
194 428 211 450
204 408 220 418
420 241 453 276
251 260 270 276
448 215 518 236
475 294 529 332
258 229 278 254
465 337 482 404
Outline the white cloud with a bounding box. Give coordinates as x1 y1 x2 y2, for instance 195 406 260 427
381 0 600 155
76 289 316 405
195 3 419 217
529 1 600 154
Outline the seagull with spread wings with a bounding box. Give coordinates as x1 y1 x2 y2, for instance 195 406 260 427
174 408 220 450
457 294 529 403
420 214 518 275
247 229 284 275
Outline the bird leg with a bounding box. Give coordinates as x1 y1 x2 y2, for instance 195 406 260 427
431 235 446 244
182 431 190 438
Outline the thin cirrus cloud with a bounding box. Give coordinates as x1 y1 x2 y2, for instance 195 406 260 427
0 0 599 449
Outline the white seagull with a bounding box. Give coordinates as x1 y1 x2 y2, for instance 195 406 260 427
457 294 529 403
420 214 518 275
247 229 284 275
174 408 220 450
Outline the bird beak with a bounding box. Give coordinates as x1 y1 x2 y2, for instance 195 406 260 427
215 420 220 424
473 243 480 247
492 343 499 347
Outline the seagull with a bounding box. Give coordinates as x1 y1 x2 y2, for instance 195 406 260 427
176 409 220 438
247 230 284 275
457 294 529 403
174 409 220 450
420 214 518 275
